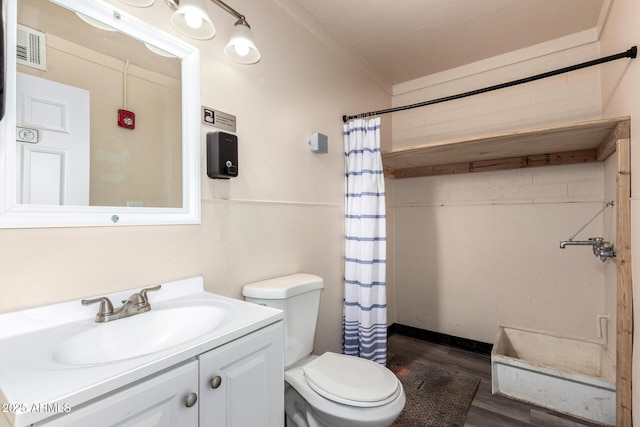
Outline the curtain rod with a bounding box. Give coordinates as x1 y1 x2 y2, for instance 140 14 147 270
342 45 637 123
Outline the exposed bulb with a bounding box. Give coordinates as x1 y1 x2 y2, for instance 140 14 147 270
184 11 203 29
234 41 250 57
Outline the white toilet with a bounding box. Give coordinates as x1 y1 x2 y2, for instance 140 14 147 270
243 273 405 427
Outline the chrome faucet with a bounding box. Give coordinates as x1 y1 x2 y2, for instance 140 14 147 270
82 285 162 323
559 239 597 248
559 202 616 262
559 237 616 262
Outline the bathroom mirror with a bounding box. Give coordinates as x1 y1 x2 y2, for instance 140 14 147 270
0 0 201 227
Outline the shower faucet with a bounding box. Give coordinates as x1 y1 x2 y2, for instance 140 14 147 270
559 237 615 262
559 201 616 262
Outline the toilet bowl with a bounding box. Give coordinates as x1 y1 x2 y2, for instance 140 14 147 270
243 274 405 427
284 353 405 427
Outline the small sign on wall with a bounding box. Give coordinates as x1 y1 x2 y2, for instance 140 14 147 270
202 106 236 133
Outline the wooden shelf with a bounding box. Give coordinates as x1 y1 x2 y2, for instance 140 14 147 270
382 116 630 178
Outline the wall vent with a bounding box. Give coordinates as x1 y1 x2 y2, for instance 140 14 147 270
17 24 47 71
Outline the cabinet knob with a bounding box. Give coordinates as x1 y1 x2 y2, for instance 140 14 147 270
185 392 198 408
210 376 222 389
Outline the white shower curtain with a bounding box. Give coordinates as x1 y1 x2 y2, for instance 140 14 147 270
343 117 387 365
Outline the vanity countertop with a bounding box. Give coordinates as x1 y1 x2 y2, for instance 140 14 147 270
0 277 283 427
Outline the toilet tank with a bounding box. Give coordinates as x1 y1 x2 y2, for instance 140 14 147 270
243 274 324 368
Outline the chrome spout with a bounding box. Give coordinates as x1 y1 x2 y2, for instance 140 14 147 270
559 240 596 248
558 237 615 262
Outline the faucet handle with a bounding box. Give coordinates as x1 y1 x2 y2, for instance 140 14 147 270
81 297 114 315
140 284 162 305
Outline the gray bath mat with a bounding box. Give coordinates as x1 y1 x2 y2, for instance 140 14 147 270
388 355 480 427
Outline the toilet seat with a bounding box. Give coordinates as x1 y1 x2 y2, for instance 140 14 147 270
302 352 401 408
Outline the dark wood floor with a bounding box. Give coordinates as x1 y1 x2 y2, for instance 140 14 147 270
387 334 605 427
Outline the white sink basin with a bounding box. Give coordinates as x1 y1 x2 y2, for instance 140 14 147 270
53 303 233 365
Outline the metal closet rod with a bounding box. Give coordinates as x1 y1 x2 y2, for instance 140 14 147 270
342 45 637 123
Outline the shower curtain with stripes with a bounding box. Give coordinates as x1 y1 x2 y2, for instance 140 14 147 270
343 117 387 365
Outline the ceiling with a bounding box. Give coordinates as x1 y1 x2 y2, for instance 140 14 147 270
18 0 181 80
20 0 607 89
293 0 606 86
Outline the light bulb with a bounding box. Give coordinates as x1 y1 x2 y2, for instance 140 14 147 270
234 42 250 57
224 19 260 63
184 11 203 29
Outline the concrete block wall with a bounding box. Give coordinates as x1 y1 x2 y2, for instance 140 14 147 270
393 164 604 207
392 42 602 148
390 164 608 343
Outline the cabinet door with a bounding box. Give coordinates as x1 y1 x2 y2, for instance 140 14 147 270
37 360 199 427
199 322 284 427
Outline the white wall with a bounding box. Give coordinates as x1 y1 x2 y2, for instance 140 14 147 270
390 164 608 342
0 0 391 356
388 40 615 346
598 0 640 421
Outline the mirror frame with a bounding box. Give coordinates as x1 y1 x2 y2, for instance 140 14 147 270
0 0 201 228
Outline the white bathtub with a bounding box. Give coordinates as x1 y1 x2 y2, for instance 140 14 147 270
491 326 615 425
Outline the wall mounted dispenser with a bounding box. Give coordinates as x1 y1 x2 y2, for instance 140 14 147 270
207 131 238 179
309 132 328 153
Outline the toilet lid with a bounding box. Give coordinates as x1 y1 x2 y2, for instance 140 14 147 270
302 352 400 407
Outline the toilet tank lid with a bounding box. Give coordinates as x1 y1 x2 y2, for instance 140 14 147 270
242 273 324 299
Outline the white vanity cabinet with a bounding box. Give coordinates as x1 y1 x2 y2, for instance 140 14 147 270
198 322 284 427
0 277 284 427
37 360 200 427
34 323 284 427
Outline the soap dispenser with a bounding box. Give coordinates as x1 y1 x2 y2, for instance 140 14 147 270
206 131 238 179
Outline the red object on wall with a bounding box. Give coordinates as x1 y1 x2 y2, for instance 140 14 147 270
118 109 135 129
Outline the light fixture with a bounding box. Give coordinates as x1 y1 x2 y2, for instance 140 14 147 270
119 0 155 6
168 0 215 40
163 0 261 64
75 12 117 31
224 18 260 64
144 43 176 57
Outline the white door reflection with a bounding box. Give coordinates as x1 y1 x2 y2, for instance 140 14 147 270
16 72 90 205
